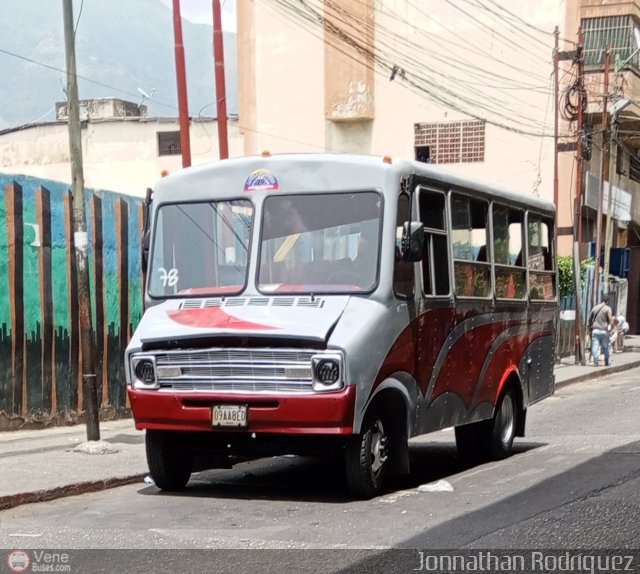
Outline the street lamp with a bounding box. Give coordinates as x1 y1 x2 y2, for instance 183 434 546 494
610 97 631 116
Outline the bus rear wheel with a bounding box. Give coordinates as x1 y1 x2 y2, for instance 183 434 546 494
146 430 194 491
455 388 517 462
345 413 389 499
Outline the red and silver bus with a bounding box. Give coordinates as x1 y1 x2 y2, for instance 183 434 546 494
126 153 557 498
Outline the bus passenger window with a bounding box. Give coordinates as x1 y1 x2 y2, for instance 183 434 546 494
418 188 450 297
527 215 556 300
493 204 526 299
451 193 490 298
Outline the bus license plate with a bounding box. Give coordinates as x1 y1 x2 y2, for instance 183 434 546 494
212 405 247 427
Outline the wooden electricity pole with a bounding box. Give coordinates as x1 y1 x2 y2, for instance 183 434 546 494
212 0 229 159
594 46 611 306
573 29 586 365
62 0 100 441
172 0 192 168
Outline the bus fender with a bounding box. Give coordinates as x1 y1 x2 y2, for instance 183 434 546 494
494 366 526 437
357 373 418 476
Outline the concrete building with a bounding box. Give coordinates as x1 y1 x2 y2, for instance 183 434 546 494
558 0 640 255
238 0 561 201
0 97 243 197
559 0 640 331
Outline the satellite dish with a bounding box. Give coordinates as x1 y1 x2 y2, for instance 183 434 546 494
136 87 155 115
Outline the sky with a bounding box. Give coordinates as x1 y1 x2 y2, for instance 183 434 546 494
158 0 237 31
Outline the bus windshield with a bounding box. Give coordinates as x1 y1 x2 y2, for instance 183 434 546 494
258 192 382 293
148 199 253 297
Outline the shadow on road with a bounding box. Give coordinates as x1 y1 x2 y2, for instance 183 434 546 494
137 438 545 503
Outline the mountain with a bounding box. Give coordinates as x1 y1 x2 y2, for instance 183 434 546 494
0 0 238 129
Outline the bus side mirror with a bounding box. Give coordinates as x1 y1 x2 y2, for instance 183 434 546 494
141 231 150 274
401 221 424 262
141 187 153 274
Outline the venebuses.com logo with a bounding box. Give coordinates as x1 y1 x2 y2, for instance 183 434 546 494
7 550 30 573
6 549 71 573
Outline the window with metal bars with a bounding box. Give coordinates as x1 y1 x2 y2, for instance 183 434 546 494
616 144 625 175
582 15 640 71
157 131 182 156
414 120 485 164
630 153 640 183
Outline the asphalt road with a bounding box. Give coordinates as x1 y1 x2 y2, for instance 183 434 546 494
1 369 639 573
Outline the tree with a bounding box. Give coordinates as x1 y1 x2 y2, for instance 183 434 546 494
557 255 594 299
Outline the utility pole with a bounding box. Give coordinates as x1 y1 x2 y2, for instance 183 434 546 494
212 0 229 159
594 45 610 306
573 29 586 365
172 0 192 168
553 27 559 219
603 121 618 295
602 47 639 294
62 0 100 441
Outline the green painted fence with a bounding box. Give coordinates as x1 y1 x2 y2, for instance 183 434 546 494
0 173 143 428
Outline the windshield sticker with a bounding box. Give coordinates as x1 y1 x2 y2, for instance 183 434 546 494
158 267 179 288
244 169 279 192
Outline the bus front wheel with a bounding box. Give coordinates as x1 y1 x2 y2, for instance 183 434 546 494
146 430 193 491
455 388 517 462
345 413 389 499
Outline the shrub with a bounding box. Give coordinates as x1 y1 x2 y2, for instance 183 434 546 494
557 255 594 298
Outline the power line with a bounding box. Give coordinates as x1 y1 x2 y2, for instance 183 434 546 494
483 0 554 39
268 0 560 137
339 0 552 91
74 0 85 34
0 46 178 111
291 0 555 127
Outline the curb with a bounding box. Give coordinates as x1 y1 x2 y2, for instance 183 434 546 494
0 473 148 511
555 359 640 390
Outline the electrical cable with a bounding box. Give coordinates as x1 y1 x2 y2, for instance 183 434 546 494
268 0 558 136
0 46 178 111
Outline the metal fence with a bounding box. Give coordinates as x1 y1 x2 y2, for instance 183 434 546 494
0 174 144 428
556 266 628 360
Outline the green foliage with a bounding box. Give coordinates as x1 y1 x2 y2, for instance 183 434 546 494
557 256 573 298
557 256 594 298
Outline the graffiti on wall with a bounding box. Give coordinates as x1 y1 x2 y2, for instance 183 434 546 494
0 173 143 426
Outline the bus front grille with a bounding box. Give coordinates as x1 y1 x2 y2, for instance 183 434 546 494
154 348 315 393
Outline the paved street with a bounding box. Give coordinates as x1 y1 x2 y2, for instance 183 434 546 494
1 368 638 574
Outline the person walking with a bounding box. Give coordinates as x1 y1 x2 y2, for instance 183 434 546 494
588 296 614 366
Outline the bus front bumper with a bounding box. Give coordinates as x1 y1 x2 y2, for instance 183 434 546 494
127 385 356 435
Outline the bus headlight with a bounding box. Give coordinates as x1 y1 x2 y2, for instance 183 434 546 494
312 354 343 391
131 355 158 389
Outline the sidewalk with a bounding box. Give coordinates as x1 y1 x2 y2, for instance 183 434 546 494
2 339 640 511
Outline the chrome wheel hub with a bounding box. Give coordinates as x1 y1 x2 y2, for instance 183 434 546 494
370 419 388 475
499 394 515 445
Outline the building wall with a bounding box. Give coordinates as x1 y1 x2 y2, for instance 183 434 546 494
0 173 143 428
0 118 244 197
238 0 561 206
238 1 327 155
559 0 640 256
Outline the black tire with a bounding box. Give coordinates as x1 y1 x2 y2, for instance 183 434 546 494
146 430 193 491
345 413 389 499
487 389 517 459
455 388 517 462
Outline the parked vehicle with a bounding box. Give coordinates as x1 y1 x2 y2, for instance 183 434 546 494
126 153 557 498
